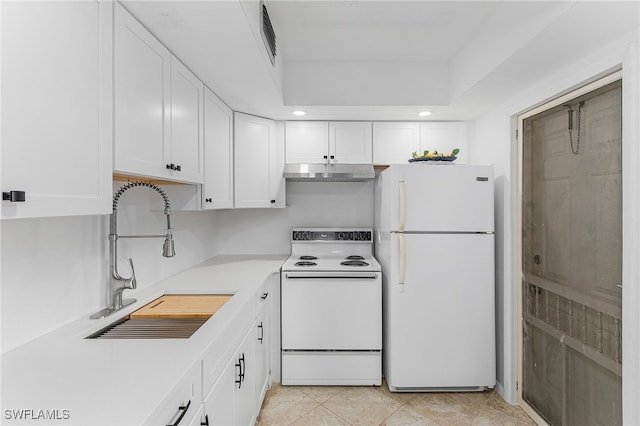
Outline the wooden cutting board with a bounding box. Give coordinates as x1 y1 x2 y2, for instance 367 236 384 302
130 294 233 319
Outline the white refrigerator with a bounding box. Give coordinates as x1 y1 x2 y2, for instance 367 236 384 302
374 164 496 391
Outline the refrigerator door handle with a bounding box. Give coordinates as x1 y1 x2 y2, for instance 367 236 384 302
398 233 406 291
399 180 406 232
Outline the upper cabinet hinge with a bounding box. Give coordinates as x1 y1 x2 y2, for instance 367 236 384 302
515 129 519 141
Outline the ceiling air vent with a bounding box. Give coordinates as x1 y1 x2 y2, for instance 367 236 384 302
260 1 277 65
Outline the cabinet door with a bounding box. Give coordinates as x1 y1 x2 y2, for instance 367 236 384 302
203 87 234 209
419 122 468 163
170 57 204 183
329 121 372 164
372 122 420 165
1 1 112 219
204 358 235 426
234 113 284 208
144 365 202 426
114 2 171 180
254 300 270 404
285 121 328 164
234 328 256 426
188 404 206 426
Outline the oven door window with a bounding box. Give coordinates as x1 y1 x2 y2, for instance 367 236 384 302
281 274 381 350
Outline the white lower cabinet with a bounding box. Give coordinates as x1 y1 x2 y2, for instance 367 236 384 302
192 279 274 426
203 322 256 426
189 404 207 426
145 365 202 426
254 279 271 405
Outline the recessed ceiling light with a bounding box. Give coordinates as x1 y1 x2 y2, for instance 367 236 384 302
418 111 431 117
293 111 306 116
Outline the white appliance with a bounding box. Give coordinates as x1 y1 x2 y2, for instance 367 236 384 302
281 228 382 386
374 164 496 392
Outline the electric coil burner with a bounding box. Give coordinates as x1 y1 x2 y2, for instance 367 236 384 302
281 228 382 386
340 260 370 267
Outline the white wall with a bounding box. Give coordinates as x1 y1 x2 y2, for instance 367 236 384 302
1 194 218 353
470 29 640 426
216 181 375 255
0 180 373 352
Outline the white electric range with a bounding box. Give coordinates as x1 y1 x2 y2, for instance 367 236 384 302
281 228 382 386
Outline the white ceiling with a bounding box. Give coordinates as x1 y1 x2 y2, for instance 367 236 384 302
269 1 501 62
121 1 639 121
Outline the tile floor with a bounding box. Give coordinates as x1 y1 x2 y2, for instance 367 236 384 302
257 382 536 426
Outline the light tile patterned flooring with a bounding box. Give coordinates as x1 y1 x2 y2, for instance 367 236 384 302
257 382 536 426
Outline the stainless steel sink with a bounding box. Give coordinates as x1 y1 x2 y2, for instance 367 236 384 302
86 316 207 339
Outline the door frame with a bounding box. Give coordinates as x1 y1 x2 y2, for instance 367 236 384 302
516 70 623 424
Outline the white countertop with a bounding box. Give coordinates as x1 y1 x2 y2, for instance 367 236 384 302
1 255 286 425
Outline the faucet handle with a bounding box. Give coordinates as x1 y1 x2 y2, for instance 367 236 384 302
127 258 137 289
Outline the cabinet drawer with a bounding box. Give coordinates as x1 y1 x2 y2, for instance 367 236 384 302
144 365 202 426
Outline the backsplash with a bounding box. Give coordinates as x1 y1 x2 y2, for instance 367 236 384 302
1 205 218 353
1 180 373 352
215 181 375 255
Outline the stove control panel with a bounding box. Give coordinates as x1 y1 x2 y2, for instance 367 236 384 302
292 230 311 241
292 229 372 242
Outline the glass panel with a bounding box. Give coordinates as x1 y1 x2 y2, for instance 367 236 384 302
521 80 622 425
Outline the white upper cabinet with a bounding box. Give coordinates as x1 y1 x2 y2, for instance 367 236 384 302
234 113 285 209
114 3 170 180
1 1 112 219
170 57 204 183
373 122 468 164
286 121 372 164
285 121 329 164
372 122 420 164
329 122 373 164
113 3 203 184
419 122 468 163
202 87 234 209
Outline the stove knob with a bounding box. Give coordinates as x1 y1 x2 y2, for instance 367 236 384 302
338 232 345 240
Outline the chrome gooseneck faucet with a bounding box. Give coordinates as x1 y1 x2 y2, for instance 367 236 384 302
90 182 174 320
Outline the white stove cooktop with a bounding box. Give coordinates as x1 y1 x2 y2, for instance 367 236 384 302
282 254 381 273
282 228 381 273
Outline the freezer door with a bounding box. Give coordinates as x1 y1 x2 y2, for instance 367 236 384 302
388 164 494 232
384 233 496 389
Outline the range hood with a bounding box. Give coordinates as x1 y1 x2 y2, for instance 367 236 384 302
283 163 375 182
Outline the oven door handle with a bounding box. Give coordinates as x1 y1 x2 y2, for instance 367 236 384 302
284 273 379 280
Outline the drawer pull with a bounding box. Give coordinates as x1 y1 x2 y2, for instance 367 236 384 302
2 190 26 202
261 292 269 300
258 321 264 343
235 353 246 389
200 414 209 426
166 399 191 426
240 353 246 384
235 359 242 389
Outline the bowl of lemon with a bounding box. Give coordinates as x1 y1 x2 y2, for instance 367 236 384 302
408 148 459 163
